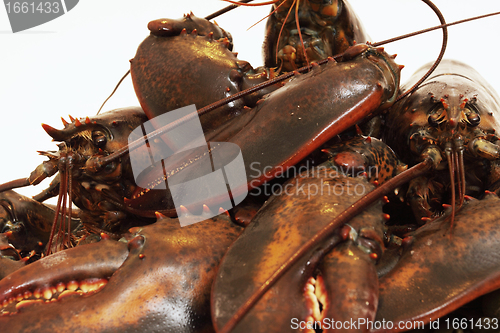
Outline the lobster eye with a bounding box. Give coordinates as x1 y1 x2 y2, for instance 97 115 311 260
104 161 117 174
467 113 481 127
92 131 107 149
428 113 440 127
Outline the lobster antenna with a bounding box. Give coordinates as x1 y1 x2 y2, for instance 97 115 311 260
222 0 278 6
371 11 500 48
395 0 447 102
371 11 500 102
97 69 131 115
205 0 254 20
217 157 434 333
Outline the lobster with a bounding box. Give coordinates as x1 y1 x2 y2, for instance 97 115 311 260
0 0 402 245
0 0 500 330
374 58 500 330
211 56 500 332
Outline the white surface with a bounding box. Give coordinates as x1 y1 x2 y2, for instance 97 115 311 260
0 0 499 203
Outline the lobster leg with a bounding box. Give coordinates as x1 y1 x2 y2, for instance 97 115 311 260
0 190 80 256
405 176 444 223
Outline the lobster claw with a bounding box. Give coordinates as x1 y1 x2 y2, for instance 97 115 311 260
376 193 500 328
212 136 402 332
131 16 246 134
212 173 382 332
127 38 402 219
0 214 243 332
316 237 380 332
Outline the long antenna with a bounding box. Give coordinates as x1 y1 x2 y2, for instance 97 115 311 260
393 0 447 102
205 0 254 20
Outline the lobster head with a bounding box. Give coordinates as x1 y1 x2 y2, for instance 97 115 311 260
384 60 500 218
39 107 150 235
42 107 146 149
41 107 147 183
264 0 370 71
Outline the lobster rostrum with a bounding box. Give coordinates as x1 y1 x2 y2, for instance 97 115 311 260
1 1 498 332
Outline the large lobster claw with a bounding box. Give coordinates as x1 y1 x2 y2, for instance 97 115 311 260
127 42 401 217
131 15 253 134
375 193 500 330
212 137 403 332
212 174 382 332
0 214 242 332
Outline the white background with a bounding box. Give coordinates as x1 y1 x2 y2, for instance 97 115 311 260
0 0 499 202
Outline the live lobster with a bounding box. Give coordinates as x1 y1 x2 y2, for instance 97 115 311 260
0 0 498 330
